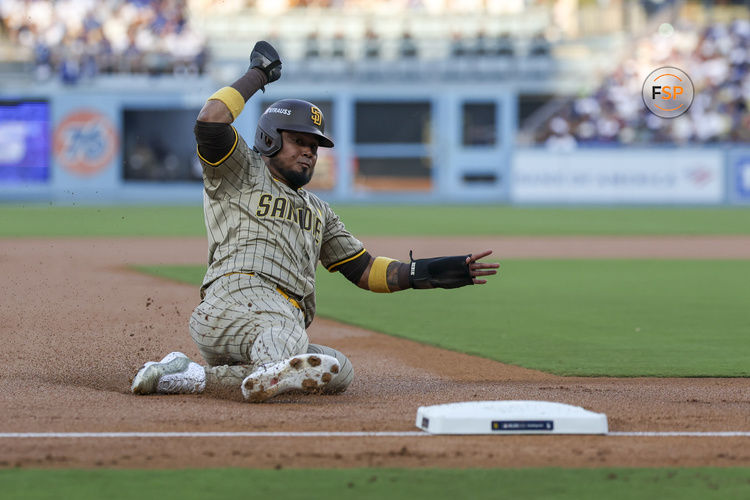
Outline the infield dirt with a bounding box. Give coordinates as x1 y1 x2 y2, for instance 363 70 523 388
1 237 748 468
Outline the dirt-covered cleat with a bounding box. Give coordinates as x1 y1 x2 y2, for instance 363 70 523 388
131 352 206 395
241 354 340 403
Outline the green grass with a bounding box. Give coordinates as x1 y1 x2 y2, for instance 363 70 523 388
331 205 750 236
0 205 205 237
2 468 748 500
137 260 750 377
2 205 750 237
135 265 205 286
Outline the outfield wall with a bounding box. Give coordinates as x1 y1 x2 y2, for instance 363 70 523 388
1 80 748 206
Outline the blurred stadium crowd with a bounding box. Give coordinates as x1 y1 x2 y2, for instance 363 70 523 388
0 0 747 146
0 0 558 80
0 0 206 82
531 19 750 146
190 0 533 14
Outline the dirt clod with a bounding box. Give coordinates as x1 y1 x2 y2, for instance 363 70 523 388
308 356 321 367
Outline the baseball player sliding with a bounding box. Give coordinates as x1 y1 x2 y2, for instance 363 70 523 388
131 41 499 402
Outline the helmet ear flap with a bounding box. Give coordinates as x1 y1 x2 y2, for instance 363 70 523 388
254 121 282 156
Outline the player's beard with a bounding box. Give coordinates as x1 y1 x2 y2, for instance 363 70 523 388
265 154 315 190
283 166 313 190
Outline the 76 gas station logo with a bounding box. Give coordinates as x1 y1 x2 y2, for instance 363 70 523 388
53 110 118 176
642 67 694 118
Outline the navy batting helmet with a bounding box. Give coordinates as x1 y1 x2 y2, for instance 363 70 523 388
254 99 334 156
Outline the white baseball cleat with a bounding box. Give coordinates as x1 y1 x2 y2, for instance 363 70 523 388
241 354 340 403
131 351 206 395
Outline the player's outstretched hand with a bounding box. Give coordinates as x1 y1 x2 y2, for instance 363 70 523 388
251 41 282 84
466 250 499 284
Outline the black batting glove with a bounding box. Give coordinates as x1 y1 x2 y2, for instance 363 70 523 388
408 251 474 289
250 41 282 88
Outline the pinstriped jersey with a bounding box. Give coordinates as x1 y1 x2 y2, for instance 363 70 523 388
198 128 363 326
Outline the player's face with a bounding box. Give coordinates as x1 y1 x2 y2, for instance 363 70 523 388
266 130 319 189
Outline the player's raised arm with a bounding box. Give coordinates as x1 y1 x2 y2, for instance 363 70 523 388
197 41 281 123
335 249 500 292
194 41 281 164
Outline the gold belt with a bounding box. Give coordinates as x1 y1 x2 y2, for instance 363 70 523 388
222 272 301 310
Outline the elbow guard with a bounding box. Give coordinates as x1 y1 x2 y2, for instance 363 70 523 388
409 250 473 289
333 250 371 286
194 121 237 164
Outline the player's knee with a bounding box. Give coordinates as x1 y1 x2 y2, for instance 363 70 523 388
251 326 309 365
